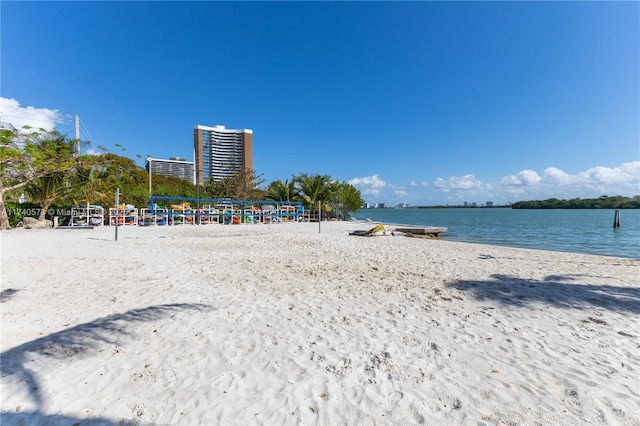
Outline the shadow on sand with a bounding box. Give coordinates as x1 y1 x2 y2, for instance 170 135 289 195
1 303 209 425
0 411 124 426
446 273 640 314
0 289 20 303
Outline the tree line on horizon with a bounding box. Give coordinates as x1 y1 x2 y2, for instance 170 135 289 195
511 195 640 209
0 127 364 229
407 195 639 209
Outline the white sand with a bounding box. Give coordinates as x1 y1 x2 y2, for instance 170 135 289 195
1 222 639 425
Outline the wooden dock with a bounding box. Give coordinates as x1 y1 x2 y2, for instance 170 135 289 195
55 226 95 230
390 225 448 238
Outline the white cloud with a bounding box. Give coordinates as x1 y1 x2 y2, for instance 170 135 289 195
360 188 381 196
0 97 65 131
349 174 388 196
349 174 387 189
409 180 417 186
577 162 640 185
511 162 640 189
543 167 575 185
495 162 640 202
500 170 542 186
348 174 411 201
433 174 483 191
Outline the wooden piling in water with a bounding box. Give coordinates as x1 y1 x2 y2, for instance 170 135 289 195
613 209 620 229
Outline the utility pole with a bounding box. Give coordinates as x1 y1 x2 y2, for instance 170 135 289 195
115 188 120 241
147 156 152 196
75 115 80 156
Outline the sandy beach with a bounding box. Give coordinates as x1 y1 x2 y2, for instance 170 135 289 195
1 221 639 425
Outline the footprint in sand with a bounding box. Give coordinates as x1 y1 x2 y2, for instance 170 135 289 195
385 391 403 411
326 358 352 376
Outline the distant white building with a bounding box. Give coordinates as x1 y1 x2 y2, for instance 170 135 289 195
146 156 195 183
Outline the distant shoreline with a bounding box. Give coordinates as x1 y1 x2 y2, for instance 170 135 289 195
361 205 640 209
363 195 640 210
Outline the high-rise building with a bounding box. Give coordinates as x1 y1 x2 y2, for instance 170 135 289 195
193 124 253 185
146 156 195 183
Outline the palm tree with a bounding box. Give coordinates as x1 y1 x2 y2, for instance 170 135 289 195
70 166 114 207
265 179 301 202
294 173 334 213
25 172 68 220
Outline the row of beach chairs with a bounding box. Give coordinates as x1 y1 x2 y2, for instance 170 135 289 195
139 203 308 226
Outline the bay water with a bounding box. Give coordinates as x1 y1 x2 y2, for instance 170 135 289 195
352 208 640 259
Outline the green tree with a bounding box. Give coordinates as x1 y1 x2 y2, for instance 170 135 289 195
265 179 301 202
25 172 69 220
512 196 640 209
228 169 265 200
153 175 197 199
327 181 364 220
0 127 83 229
202 169 265 200
294 173 333 211
69 165 115 208
97 153 150 207
201 177 226 199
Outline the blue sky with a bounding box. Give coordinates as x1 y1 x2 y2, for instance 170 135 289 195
2 1 638 206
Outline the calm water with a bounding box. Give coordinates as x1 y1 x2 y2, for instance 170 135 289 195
352 208 640 259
